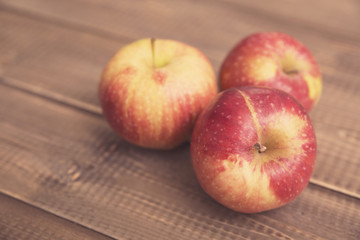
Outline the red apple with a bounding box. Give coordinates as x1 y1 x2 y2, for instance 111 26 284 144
99 38 218 149
191 86 316 213
220 32 322 112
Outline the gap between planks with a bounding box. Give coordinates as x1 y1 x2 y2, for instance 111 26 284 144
1 76 359 201
0 190 117 240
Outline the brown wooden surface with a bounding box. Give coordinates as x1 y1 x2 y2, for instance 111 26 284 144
0 193 114 240
0 0 359 239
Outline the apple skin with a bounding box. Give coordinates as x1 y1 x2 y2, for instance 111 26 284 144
191 86 317 213
99 38 218 149
220 32 322 112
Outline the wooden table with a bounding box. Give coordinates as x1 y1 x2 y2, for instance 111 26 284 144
1 1 359 239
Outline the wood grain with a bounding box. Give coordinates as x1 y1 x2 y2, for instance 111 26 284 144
0 193 114 240
0 4 359 197
0 1 360 239
1 0 359 44
225 0 360 42
0 84 360 239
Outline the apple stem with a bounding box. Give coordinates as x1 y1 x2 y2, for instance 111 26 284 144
283 69 299 75
254 142 267 153
151 37 156 69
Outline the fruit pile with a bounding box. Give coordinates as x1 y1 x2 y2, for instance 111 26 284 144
99 32 322 213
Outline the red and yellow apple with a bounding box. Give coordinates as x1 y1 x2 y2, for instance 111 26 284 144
99 38 218 149
220 32 322 112
191 86 317 213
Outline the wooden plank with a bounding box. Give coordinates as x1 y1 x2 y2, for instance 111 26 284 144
0 8 360 197
1 0 359 44
1 5 359 95
0 193 114 240
226 0 360 41
0 9 119 107
1 84 360 239
1 1 360 70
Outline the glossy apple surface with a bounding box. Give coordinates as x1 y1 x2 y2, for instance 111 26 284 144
99 38 217 149
220 32 322 111
191 86 317 213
